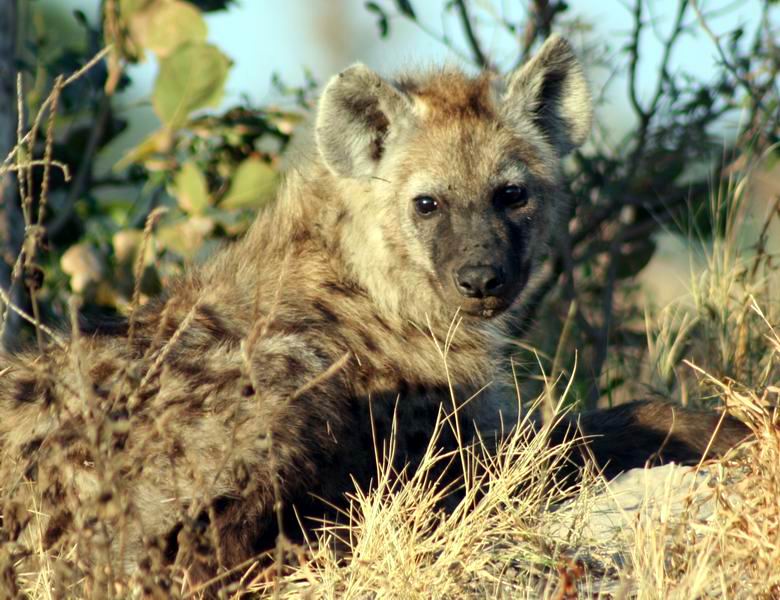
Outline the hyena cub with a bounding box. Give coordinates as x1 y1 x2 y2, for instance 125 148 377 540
0 35 747 587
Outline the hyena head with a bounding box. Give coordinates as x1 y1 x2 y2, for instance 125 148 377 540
315 35 592 322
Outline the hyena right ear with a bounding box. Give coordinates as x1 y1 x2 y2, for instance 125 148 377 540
504 35 592 155
316 64 412 178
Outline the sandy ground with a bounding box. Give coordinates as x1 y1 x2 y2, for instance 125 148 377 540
549 463 717 596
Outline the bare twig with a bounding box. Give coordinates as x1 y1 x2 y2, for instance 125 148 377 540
452 0 491 69
127 206 167 347
690 0 766 115
627 0 689 174
0 283 66 348
1 46 111 169
520 0 560 64
27 75 63 352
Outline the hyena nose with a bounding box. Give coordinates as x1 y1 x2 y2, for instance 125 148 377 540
454 265 505 298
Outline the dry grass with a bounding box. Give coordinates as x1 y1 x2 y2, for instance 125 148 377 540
1 54 779 600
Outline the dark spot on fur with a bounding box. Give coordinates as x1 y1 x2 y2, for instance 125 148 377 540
43 511 72 548
344 95 389 141
412 403 433 420
42 383 56 408
375 315 393 333
467 86 491 118
196 304 239 343
92 382 110 399
370 136 384 162
393 77 419 94
341 93 389 163
285 355 305 378
313 300 339 324
291 226 312 244
14 378 37 404
109 407 129 421
170 439 185 459
24 461 39 481
425 272 439 293
359 330 379 353
112 431 128 452
64 444 93 468
53 428 79 448
90 360 117 383
169 358 214 389
21 437 43 458
242 384 255 397
136 384 160 403
323 281 351 297
163 522 184 563
335 209 352 226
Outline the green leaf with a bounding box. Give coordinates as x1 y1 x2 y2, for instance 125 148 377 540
152 43 232 127
157 216 215 259
130 0 208 58
365 2 389 38
394 0 416 19
172 161 210 215
115 128 173 170
220 158 278 210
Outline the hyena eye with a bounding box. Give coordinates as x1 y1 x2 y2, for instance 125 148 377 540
493 185 529 210
414 195 440 217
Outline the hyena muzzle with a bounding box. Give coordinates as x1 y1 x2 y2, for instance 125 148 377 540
0 35 749 593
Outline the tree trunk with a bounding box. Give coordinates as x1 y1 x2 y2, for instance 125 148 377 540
0 0 24 352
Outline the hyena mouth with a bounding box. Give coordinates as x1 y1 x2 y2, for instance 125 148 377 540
459 296 509 319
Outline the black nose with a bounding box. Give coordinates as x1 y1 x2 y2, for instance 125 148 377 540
454 265 505 298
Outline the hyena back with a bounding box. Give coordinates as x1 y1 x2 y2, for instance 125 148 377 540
0 35 747 589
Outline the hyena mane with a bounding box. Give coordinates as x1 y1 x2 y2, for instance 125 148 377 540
0 35 748 593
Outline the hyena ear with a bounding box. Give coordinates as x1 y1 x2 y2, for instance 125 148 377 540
316 63 412 178
504 35 592 155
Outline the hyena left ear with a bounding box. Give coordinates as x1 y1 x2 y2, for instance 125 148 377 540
316 63 413 178
504 35 592 155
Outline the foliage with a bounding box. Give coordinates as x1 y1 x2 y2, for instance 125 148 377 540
2 0 296 340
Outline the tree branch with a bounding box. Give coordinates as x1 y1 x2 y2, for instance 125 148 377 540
452 0 491 69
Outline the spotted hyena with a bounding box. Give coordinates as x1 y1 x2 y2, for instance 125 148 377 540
0 35 747 590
